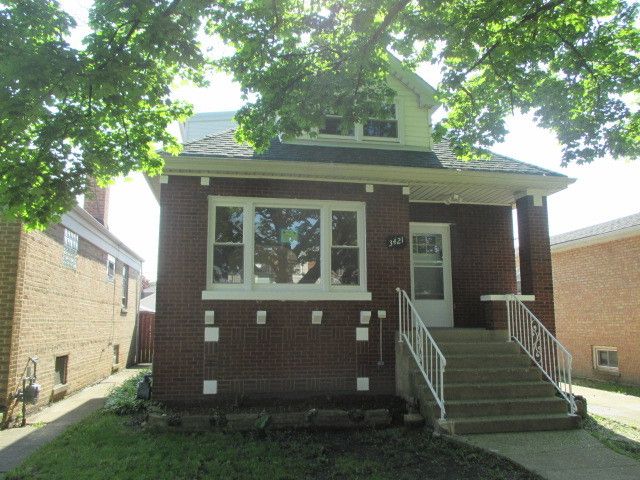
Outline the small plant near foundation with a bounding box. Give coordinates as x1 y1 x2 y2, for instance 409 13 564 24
104 370 156 416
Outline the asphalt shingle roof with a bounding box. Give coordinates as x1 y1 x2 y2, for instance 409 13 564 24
551 212 640 245
176 129 565 178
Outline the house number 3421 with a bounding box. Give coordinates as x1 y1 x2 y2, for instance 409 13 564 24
386 235 406 249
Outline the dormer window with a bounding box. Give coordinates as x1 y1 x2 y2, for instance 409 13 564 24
319 115 355 137
364 104 398 139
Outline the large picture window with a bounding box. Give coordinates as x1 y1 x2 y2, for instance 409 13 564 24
206 197 369 301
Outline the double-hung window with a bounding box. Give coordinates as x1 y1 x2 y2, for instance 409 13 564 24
319 114 355 137
205 196 369 301
62 229 79 270
364 104 398 139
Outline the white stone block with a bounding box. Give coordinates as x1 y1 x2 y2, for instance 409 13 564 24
312 310 323 325
402 186 411 195
257 310 267 325
356 327 369 342
377 310 387 319
159 175 169 184
203 380 217 395
365 184 374 193
357 377 369 391
360 311 372 324
200 177 210 186
204 310 215 325
205 327 219 342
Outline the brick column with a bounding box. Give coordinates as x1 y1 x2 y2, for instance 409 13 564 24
516 195 555 333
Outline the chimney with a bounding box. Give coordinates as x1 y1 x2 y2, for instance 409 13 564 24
83 177 110 228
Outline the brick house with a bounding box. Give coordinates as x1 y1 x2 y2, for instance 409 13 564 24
552 213 640 386
0 183 142 420
148 61 581 433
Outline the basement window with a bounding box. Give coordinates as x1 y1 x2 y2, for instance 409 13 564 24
594 346 619 372
54 355 68 386
62 229 79 270
205 196 369 301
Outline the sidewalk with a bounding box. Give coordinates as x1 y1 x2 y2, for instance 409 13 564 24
460 429 640 480
572 384 640 429
0 366 143 473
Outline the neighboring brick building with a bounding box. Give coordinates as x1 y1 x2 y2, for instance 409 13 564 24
552 213 640 385
147 59 574 411
0 186 143 421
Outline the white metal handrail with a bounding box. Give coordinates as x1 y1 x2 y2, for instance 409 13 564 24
396 288 446 419
505 294 577 415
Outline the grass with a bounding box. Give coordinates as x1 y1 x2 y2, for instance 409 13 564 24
5 374 541 480
583 414 640 463
573 377 640 398
5 413 542 480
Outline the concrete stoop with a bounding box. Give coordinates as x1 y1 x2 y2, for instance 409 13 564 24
397 328 581 435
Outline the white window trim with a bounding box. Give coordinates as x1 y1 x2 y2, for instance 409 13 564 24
362 101 402 143
593 346 619 372
204 195 370 301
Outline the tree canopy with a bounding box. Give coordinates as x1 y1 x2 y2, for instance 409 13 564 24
1 0 639 228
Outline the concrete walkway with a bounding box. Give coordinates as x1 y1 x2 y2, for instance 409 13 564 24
572 385 640 429
0 367 143 474
461 429 640 480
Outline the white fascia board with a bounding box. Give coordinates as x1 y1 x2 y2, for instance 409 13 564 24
61 206 143 270
551 226 640 253
162 155 574 201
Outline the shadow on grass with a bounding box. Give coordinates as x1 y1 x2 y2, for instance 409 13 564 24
583 414 640 462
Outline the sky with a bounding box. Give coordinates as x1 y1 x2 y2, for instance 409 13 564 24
62 1 640 280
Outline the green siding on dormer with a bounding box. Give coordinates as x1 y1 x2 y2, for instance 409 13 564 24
388 75 432 150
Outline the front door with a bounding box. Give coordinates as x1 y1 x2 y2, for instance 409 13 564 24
410 223 454 327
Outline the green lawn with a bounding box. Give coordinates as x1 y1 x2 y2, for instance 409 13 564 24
583 414 640 463
573 377 640 398
5 412 540 480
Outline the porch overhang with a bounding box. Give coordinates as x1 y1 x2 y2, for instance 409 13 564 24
146 155 575 207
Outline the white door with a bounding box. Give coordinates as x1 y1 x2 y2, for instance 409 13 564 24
410 223 454 327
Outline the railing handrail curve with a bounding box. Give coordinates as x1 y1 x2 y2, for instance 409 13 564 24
505 294 577 415
396 287 446 419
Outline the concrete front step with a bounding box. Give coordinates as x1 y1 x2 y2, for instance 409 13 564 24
440 413 580 435
446 353 531 369
445 381 555 400
439 397 569 418
430 328 508 343
444 367 542 384
438 341 520 355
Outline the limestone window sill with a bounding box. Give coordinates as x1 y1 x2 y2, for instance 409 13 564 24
52 384 68 396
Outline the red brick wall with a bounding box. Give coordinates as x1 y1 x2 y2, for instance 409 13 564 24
2 222 140 415
409 203 517 328
553 235 640 385
517 196 555 332
0 220 23 405
154 176 410 404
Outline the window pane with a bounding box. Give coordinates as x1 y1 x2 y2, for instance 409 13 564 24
608 350 618 367
597 350 609 366
215 206 243 243
414 266 444 300
331 248 359 285
332 211 358 246
412 234 443 263
364 120 398 138
319 116 354 136
254 207 320 284
213 245 244 284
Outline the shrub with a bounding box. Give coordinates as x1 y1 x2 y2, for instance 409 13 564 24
104 370 152 415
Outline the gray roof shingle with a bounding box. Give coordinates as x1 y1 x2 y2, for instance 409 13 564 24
551 212 640 245
175 129 565 178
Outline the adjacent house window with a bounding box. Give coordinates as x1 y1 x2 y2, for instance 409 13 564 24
594 346 619 372
106 255 116 282
364 104 398 139
121 265 129 309
319 115 355 137
54 355 68 386
62 229 79 270
207 196 368 300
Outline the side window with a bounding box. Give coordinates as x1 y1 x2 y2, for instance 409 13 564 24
106 255 116 282
62 229 79 270
319 115 355 136
121 265 129 309
212 206 244 284
54 355 68 386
